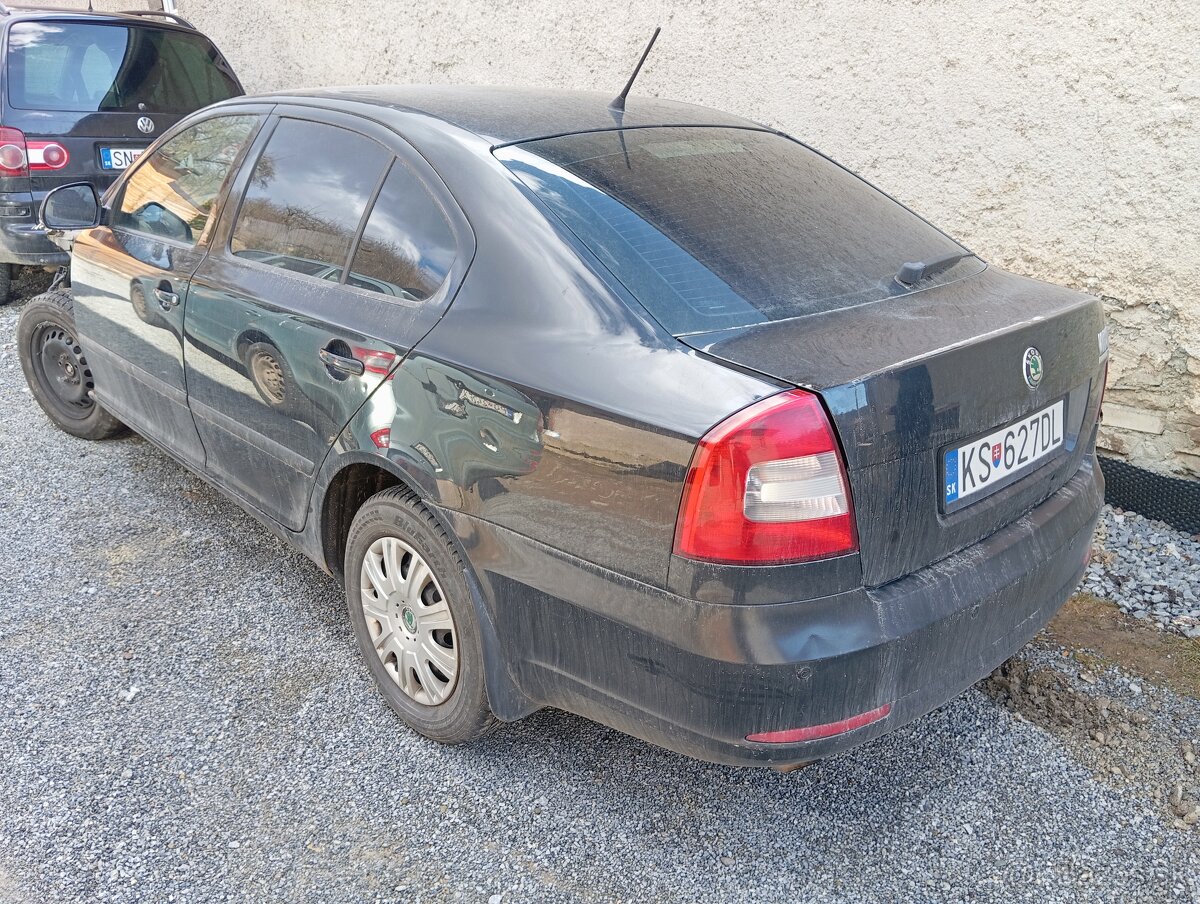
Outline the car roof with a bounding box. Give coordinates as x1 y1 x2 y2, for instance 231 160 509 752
0 5 198 33
246 85 764 146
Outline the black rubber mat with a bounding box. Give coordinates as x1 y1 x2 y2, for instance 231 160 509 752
1098 455 1200 534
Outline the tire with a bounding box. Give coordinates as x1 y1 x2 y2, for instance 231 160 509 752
16 288 127 440
345 486 496 744
0 264 14 306
129 280 160 327
243 340 297 412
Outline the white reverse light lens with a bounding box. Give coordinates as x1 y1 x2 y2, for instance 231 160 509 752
744 452 849 523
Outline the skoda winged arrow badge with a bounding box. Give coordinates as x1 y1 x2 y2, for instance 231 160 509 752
1023 347 1044 389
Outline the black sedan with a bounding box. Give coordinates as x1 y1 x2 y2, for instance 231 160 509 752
19 86 1107 767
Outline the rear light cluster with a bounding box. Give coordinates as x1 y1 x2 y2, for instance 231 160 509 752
0 127 69 177
673 389 858 565
352 346 400 377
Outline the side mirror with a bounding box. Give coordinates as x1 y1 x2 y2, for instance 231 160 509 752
39 183 101 230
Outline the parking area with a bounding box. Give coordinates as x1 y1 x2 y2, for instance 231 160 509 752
0 288 1197 903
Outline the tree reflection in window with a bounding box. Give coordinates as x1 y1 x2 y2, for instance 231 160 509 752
230 119 388 275
115 114 257 245
346 159 456 301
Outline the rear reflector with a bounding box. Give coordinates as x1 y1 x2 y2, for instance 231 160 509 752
746 703 892 744
673 389 857 565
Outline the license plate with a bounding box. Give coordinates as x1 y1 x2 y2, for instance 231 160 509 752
943 399 1065 508
99 147 145 170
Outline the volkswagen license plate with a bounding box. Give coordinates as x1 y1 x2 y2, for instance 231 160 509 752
100 147 145 170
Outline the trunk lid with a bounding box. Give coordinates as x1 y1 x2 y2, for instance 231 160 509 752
680 267 1107 587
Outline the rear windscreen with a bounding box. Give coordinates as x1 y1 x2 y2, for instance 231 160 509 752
6 21 240 113
498 128 982 334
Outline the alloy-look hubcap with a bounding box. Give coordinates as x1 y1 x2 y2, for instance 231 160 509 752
359 536 458 706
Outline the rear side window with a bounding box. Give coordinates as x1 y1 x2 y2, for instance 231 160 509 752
346 160 456 301
6 22 240 113
114 114 257 245
498 128 982 334
230 119 389 276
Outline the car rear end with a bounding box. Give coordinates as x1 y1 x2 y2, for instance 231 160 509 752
495 125 1106 764
0 13 242 266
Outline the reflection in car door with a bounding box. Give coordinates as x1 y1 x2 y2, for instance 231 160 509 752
69 111 265 468
182 109 466 531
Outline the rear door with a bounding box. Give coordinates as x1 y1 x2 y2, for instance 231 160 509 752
69 109 264 467
1 17 242 201
183 108 467 530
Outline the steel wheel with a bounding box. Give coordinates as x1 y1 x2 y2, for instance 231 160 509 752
359 536 459 706
31 322 95 420
248 348 286 404
17 289 126 440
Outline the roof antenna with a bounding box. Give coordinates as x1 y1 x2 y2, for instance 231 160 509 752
609 27 660 113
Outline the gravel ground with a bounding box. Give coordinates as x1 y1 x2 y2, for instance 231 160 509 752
1 289 1198 903
1083 507 1200 637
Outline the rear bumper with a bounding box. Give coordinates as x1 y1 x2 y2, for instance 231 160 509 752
467 455 1103 766
0 191 69 265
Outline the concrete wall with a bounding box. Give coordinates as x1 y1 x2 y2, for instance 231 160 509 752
104 2 1200 475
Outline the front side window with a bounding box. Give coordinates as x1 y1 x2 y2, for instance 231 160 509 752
6 22 240 113
345 160 456 301
113 114 257 244
230 119 389 276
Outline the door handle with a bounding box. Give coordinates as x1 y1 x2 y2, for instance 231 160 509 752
154 286 179 311
319 346 365 376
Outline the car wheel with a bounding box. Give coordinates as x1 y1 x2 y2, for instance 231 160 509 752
17 289 127 440
0 264 13 306
243 340 296 411
345 487 496 744
129 281 160 326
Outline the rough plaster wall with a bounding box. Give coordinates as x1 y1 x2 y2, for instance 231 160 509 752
155 1 1200 477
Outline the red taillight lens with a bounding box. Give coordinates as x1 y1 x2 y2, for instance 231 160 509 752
369 427 391 449
0 127 28 176
352 346 400 376
672 389 858 565
746 703 892 744
28 140 69 170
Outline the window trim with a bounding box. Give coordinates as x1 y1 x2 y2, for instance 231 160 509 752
107 108 266 251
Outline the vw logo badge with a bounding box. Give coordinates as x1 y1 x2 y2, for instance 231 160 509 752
1023 347 1044 389
136 116 155 134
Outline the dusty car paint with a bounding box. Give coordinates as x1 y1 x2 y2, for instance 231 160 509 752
59 87 1104 765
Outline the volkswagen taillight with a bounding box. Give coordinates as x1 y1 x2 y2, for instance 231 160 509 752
0 128 70 176
0 128 27 176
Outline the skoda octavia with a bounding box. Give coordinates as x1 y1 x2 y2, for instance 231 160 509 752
18 87 1106 766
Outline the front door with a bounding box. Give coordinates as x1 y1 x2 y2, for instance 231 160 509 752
69 112 263 467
